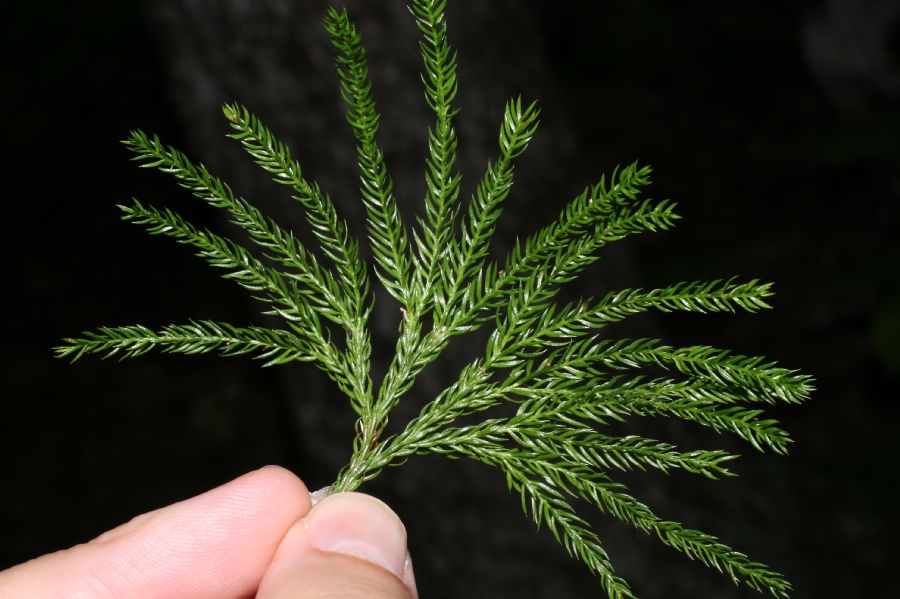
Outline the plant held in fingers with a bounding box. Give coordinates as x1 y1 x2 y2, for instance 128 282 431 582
57 2 811 597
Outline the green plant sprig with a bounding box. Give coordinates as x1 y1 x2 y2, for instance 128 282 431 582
56 2 811 597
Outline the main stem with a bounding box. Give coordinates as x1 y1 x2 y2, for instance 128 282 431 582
330 441 374 493
330 272 448 493
330 418 391 493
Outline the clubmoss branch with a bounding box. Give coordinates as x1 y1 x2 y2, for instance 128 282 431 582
59 2 811 596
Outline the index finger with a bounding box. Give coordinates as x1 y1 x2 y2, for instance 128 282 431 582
0 466 311 599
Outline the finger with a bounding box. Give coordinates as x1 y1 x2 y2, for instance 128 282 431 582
0 466 310 599
257 492 418 599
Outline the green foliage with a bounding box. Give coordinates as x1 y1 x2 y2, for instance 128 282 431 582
57 2 812 597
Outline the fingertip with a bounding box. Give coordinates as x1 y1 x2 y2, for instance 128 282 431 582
238 465 312 516
91 466 310 548
307 493 408 579
258 491 417 599
0 466 314 599
401 553 418 599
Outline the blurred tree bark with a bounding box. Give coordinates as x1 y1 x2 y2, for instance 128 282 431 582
803 0 900 114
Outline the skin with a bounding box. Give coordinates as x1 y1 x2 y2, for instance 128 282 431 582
0 466 417 599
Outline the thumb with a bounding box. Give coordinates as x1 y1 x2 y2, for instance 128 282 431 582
257 492 418 599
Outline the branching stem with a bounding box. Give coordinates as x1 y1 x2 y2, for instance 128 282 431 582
58 3 811 597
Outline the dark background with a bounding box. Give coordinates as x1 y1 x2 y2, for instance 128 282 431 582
2 1 898 597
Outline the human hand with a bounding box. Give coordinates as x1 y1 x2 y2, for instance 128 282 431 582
0 467 417 599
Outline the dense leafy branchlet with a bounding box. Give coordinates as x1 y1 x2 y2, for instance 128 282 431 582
57 2 812 597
